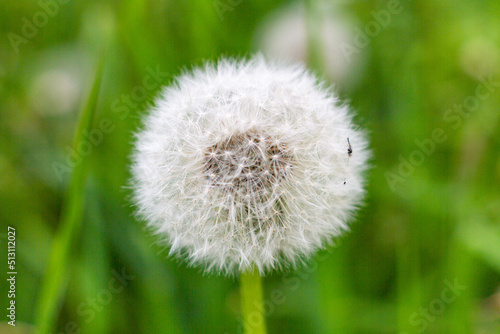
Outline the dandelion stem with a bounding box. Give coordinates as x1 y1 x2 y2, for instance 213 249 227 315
240 269 267 334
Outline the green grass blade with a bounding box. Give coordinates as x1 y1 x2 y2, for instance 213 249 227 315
34 57 105 334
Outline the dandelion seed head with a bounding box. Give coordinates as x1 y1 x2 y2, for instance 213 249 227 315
256 3 366 88
131 56 369 275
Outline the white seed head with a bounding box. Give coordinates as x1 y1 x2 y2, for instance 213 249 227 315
256 3 366 88
131 56 369 275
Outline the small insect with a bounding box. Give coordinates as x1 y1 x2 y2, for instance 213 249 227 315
344 138 353 185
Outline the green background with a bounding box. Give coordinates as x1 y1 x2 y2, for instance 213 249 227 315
1 0 499 333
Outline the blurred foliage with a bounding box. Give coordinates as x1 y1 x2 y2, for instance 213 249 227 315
1 0 499 333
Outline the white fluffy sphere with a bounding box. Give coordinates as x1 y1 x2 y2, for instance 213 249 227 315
255 3 366 89
131 57 369 275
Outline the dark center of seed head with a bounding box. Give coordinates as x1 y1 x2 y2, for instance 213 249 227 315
203 131 293 194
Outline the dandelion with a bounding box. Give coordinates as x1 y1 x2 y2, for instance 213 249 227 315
132 56 369 333
255 3 366 88
30 68 82 116
131 56 369 277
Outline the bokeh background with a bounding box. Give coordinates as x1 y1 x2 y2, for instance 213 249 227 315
1 0 500 333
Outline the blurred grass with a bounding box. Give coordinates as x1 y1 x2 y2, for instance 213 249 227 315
0 0 499 333
34 57 104 334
